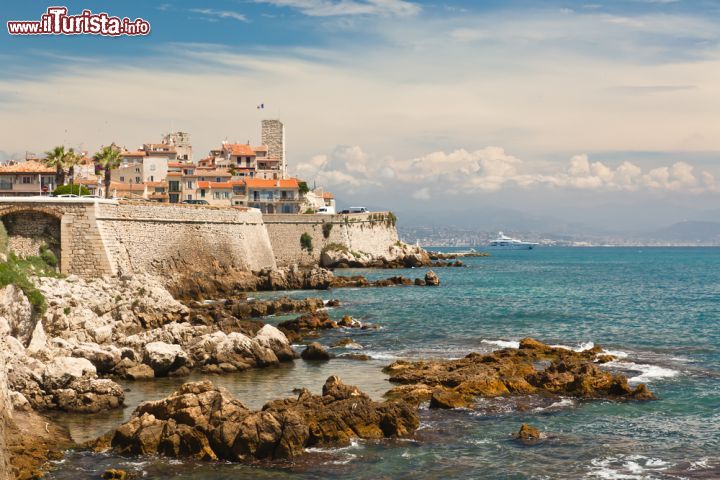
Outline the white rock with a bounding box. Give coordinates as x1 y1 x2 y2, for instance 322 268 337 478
0 285 35 345
143 341 188 375
43 356 96 389
10 391 30 411
27 320 47 355
254 324 290 348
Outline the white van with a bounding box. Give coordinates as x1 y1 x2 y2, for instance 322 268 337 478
317 206 336 214
348 206 368 213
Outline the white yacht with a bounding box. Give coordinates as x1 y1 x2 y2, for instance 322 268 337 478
488 232 538 250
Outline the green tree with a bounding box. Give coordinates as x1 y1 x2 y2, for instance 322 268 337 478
65 148 82 186
43 146 68 188
298 181 310 195
93 144 122 198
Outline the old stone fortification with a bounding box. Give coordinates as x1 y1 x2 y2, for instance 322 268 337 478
0 198 400 277
265 213 400 267
94 203 276 277
0 199 114 277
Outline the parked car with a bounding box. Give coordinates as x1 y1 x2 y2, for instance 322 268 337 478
55 194 78 198
317 206 336 214
182 199 209 205
340 209 350 214
80 194 102 199
348 206 368 213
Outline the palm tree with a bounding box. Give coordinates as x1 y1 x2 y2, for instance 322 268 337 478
65 148 82 187
43 146 68 189
93 144 122 199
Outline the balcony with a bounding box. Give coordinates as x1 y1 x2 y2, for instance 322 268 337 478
251 197 300 203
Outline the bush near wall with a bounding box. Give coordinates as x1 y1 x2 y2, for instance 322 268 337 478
322 222 333 238
300 232 313 252
53 184 90 196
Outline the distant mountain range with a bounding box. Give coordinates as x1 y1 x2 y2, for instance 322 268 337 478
643 221 720 243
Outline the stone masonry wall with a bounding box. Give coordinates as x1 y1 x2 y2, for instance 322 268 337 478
1 211 60 259
0 203 114 277
265 213 400 267
95 203 276 277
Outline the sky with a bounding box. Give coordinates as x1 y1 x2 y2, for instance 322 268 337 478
1 0 720 232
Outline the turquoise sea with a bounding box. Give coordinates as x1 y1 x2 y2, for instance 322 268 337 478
49 247 720 479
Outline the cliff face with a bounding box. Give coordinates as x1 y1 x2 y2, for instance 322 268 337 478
265 212 407 268
0 341 10 480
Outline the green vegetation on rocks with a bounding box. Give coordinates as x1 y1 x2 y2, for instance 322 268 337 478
322 222 333 238
300 232 313 252
0 222 60 315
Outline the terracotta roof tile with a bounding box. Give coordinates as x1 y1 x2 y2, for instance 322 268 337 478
224 143 256 157
245 178 299 189
0 161 55 174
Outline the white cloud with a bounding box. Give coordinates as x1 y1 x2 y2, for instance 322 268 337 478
255 0 420 17
412 187 431 200
293 146 718 196
188 9 248 22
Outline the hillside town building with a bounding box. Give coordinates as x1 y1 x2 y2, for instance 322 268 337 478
1 119 334 213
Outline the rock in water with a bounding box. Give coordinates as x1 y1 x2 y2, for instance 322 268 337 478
515 423 542 444
384 338 655 408
429 389 467 409
93 378 418 462
301 342 331 361
424 270 440 286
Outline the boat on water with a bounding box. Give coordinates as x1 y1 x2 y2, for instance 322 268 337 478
488 232 538 250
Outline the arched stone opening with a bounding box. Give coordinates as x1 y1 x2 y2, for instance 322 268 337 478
0 209 62 269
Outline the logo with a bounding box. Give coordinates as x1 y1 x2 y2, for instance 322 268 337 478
7 7 150 36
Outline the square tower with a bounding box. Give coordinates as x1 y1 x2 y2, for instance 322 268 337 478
261 119 286 178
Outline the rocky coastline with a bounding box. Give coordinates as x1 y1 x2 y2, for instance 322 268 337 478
0 265 655 479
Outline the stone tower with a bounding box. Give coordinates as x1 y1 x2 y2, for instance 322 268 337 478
162 131 193 162
261 120 286 178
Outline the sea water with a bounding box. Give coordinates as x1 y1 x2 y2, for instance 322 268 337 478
48 247 720 479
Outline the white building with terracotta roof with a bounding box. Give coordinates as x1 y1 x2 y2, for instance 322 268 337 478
0 160 56 196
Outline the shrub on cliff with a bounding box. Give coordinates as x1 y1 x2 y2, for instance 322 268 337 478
0 222 8 257
53 184 90 196
300 232 313 253
322 222 333 239
39 244 58 267
0 257 46 315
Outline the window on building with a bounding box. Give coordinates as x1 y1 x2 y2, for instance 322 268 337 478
149 176 154 182
150 164 156 171
135 167 140 173
187 181 193 188
216 177 221 182
135 177 141 183
187 194 192 200
22 176 32 184
120 176 125 182
200 189 205 198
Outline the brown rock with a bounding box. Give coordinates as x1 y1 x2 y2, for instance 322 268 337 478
424 270 440 286
301 343 331 361
515 423 541 444
95 378 418 463
383 338 655 409
429 389 468 409
102 469 128 479
126 364 155 381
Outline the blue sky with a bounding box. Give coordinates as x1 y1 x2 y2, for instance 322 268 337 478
2 1 720 230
